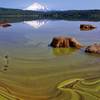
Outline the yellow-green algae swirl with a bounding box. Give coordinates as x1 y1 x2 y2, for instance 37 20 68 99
0 82 23 100
57 78 100 100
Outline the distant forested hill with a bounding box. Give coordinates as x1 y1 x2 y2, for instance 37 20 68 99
0 7 45 18
0 7 100 21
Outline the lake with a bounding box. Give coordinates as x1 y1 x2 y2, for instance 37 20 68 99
0 20 100 100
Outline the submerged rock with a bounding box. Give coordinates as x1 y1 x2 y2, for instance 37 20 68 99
52 48 76 56
50 36 83 49
85 44 100 54
80 24 96 31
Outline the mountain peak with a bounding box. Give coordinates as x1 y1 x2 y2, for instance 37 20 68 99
24 2 48 11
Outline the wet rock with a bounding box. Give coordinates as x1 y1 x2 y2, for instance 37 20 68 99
80 24 96 31
2 24 11 28
85 44 100 54
0 21 11 28
50 36 83 49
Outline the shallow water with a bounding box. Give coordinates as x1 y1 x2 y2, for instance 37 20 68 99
0 20 100 100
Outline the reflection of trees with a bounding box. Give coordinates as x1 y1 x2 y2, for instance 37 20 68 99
52 48 76 56
0 17 36 23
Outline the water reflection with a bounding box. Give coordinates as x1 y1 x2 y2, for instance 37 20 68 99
24 20 47 29
52 48 76 56
0 19 99 99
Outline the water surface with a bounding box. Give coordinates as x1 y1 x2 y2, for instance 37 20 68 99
0 20 100 100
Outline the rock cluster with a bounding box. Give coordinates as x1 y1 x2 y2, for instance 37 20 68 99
50 24 99 55
50 36 100 55
80 24 96 31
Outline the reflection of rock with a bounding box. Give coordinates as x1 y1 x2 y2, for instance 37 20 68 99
52 48 76 56
85 44 100 54
0 21 11 28
50 36 83 49
24 20 47 29
80 24 96 31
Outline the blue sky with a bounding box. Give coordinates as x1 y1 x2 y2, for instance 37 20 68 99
0 0 100 10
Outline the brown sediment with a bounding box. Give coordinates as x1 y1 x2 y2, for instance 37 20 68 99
0 80 50 100
0 81 22 100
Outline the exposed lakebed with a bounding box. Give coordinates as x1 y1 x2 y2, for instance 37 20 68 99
0 20 100 100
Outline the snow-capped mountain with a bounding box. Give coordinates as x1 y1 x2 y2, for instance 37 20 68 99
24 3 48 11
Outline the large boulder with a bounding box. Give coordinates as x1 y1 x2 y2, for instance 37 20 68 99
85 44 100 54
80 24 96 31
50 36 83 49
